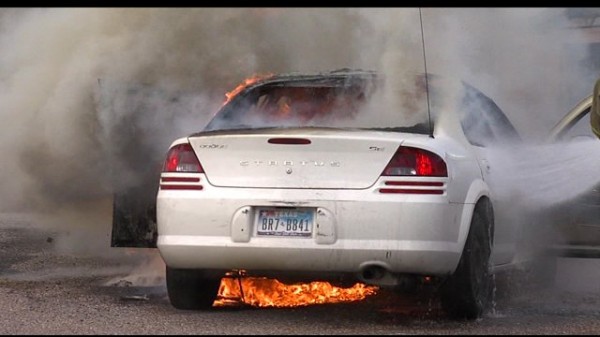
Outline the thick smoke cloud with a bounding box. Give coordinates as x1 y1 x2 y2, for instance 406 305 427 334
0 8 597 263
0 8 422 211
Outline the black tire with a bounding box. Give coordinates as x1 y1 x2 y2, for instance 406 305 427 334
440 200 493 320
166 267 222 310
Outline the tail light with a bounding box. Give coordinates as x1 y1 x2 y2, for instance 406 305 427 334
379 146 446 195
163 143 203 173
382 146 447 177
161 143 204 190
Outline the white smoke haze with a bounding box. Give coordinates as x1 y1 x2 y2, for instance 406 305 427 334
487 139 600 209
0 8 388 211
0 8 599 291
103 249 166 288
424 8 593 140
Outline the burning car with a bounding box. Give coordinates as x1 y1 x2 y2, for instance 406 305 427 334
112 69 529 320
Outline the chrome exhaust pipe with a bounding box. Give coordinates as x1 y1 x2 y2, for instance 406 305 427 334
359 264 399 286
359 263 422 288
362 265 387 281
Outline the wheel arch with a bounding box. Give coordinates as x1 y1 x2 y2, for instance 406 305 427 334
441 189 495 320
455 180 494 264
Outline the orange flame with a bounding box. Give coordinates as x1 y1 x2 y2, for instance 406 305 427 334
223 73 273 106
214 273 378 308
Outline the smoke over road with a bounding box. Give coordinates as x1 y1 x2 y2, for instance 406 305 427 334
0 8 598 287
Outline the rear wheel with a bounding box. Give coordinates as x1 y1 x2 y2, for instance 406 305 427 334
440 200 493 320
166 267 222 310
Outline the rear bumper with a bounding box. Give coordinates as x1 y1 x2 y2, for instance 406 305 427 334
157 176 471 278
158 236 462 276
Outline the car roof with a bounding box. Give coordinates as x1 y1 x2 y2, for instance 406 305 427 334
241 69 378 89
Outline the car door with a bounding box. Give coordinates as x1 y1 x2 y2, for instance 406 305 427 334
547 84 600 257
96 79 211 248
458 83 523 265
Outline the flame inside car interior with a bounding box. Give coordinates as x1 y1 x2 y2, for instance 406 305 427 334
223 73 274 106
216 73 373 128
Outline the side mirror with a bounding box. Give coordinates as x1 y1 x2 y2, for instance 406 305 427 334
591 78 600 138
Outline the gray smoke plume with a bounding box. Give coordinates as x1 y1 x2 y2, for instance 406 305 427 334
0 8 416 212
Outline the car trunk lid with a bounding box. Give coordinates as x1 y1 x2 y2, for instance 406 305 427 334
188 128 411 189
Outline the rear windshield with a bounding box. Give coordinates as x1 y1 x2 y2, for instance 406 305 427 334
202 73 521 147
203 75 432 133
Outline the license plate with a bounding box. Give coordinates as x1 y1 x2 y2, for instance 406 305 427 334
255 207 314 237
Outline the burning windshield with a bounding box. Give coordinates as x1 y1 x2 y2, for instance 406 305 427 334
203 72 433 133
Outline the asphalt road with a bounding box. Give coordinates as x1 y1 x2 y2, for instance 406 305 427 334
1 212 600 335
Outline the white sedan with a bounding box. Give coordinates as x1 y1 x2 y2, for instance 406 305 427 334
154 69 525 319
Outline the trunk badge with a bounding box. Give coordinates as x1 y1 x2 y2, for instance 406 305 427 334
286 168 293 174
